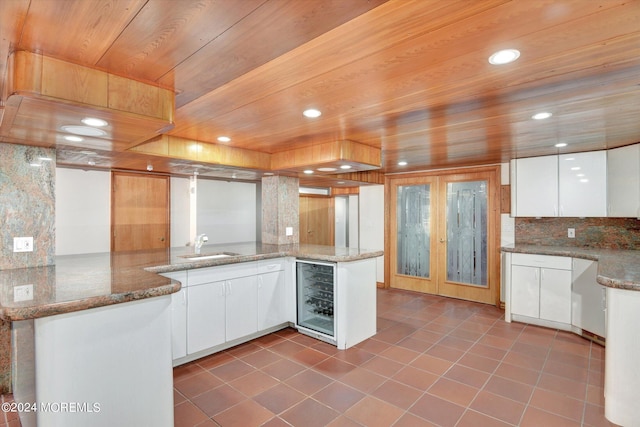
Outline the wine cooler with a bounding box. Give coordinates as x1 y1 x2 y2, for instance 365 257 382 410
296 260 336 344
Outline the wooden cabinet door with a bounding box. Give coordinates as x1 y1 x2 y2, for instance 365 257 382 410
111 172 170 251
299 196 334 245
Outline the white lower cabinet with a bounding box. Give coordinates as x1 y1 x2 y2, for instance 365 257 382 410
187 281 226 354
506 252 607 339
571 258 606 338
257 260 286 331
508 253 572 328
163 258 292 365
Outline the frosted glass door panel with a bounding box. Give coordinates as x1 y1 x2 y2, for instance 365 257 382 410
446 181 488 287
396 184 431 278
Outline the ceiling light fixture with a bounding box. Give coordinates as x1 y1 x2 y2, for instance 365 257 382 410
340 165 352 170
317 167 337 172
555 143 567 148
303 109 322 118
81 117 108 127
303 170 314 174
61 125 107 137
532 112 553 120
398 161 408 166
217 136 231 143
488 49 520 65
64 135 83 142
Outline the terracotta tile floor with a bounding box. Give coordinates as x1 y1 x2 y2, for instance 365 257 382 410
171 288 619 427
0 288 619 427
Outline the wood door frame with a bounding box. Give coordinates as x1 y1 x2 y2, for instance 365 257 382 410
384 165 501 306
110 171 171 252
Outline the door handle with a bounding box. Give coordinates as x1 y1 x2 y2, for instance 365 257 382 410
439 238 445 243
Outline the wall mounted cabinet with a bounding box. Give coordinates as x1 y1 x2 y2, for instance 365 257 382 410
511 151 607 217
607 144 640 218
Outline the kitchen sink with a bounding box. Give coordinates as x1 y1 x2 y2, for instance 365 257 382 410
179 252 241 261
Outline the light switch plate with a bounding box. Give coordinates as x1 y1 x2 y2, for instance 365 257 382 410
13 237 33 252
568 228 576 238
14 284 34 302
285 227 293 236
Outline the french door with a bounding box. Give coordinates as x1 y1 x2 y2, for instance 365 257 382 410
387 166 500 305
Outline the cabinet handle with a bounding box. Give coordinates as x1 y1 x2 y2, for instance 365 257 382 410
226 281 231 296
258 276 262 289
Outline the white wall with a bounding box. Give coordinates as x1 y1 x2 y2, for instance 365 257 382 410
359 185 385 283
55 168 110 255
55 169 255 254
170 176 191 247
196 178 257 245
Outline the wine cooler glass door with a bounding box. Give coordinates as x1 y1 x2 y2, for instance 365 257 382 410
296 261 335 338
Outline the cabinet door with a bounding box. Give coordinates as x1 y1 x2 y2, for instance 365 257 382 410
187 282 225 354
515 156 558 217
258 271 285 331
607 144 640 217
225 276 258 342
539 268 572 324
170 289 187 360
572 258 606 337
559 151 607 217
510 265 540 318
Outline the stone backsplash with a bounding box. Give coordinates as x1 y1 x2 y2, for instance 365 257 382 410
515 217 640 250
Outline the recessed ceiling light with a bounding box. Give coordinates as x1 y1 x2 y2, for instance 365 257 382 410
337 181 345 184
488 49 520 65
339 165 352 170
29 163 41 167
38 157 52 161
555 143 567 148
532 112 553 120
580 179 589 183
317 167 337 172
64 135 83 142
87 160 96 166
398 161 408 166
61 125 107 137
303 109 322 118
571 167 581 171
217 136 231 143
81 117 108 127
303 170 314 174
263 172 274 176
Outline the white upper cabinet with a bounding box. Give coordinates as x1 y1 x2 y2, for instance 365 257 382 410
512 156 558 217
607 144 640 218
558 151 607 217
512 151 607 217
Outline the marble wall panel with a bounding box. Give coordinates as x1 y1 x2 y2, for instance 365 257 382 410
261 176 299 245
0 143 56 393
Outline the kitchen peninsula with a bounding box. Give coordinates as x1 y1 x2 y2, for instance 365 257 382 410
0 243 382 427
502 244 640 427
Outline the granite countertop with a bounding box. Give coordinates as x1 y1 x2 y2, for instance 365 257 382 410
0 243 383 321
502 244 640 291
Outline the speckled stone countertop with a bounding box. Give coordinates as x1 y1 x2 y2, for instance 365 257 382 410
0 243 383 321
502 245 640 291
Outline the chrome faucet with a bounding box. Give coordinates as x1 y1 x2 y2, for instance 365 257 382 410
194 234 208 254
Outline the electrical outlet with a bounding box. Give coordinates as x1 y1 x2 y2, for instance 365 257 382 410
568 228 576 238
285 227 293 236
14 284 34 302
13 237 34 252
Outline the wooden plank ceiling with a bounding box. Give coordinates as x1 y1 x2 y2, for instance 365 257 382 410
1 0 639 187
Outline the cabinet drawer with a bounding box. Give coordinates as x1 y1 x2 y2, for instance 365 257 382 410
258 259 285 274
187 262 258 286
511 253 571 270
